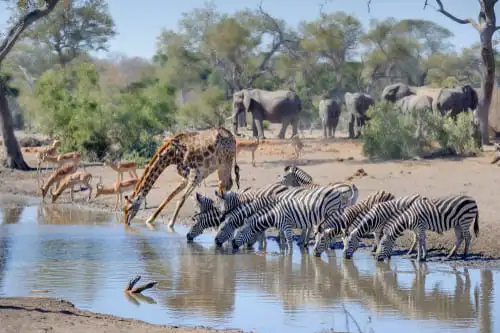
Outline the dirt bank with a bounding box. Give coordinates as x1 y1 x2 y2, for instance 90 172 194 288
0 297 246 333
2 130 500 264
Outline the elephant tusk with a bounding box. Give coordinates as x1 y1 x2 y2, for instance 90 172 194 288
226 113 237 120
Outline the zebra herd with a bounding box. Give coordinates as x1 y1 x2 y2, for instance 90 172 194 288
187 165 480 262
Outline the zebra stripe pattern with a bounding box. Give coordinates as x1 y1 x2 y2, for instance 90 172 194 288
312 190 395 257
279 165 359 207
214 186 312 247
232 186 346 253
376 195 479 262
343 193 423 259
215 183 292 217
186 192 220 241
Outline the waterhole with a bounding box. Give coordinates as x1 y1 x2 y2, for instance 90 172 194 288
0 194 497 333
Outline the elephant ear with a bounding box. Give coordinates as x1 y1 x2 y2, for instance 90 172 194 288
243 90 252 112
463 85 478 110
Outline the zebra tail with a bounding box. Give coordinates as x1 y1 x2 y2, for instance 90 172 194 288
473 209 479 238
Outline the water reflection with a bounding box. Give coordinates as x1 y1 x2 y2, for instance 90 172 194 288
0 202 497 333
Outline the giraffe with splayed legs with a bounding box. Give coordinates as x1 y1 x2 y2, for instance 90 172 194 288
124 127 240 228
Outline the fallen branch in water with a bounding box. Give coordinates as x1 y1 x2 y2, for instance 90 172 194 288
124 275 158 294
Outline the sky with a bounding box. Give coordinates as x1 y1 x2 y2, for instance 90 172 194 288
0 0 488 60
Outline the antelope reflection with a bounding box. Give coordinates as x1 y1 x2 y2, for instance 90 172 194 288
36 205 112 225
1 206 24 225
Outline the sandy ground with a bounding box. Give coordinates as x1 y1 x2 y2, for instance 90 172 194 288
1 129 500 262
0 297 246 333
2 128 500 331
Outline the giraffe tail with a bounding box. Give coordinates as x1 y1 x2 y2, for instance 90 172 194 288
234 155 240 189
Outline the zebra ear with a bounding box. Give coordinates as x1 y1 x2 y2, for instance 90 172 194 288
195 192 203 203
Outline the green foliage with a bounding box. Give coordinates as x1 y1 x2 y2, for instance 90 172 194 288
175 87 230 129
361 102 479 160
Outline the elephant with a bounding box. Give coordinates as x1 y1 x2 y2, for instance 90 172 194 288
396 95 434 139
229 88 302 139
318 98 341 139
381 82 416 103
433 85 478 118
344 92 375 139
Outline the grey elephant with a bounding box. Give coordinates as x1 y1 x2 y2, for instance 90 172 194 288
318 98 341 139
433 85 478 118
228 88 302 139
381 82 416 102
396 95 434 139
344 92 375 138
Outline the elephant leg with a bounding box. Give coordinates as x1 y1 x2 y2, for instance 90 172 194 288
277 119 288 139
252 119 258 138
323 121 328 139
348 114 356 139
331 115 340 138
291 117 299 138
255 118 265 139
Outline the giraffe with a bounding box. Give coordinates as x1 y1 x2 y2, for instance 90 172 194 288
124 127 241 228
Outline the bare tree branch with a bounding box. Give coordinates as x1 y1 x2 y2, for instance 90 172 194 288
431 0 480 31
0 0 60 62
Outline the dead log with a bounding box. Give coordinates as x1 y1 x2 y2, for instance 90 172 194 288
124 275 157 294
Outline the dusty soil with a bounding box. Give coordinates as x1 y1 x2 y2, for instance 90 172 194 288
0 297 246 333
1 129 500 265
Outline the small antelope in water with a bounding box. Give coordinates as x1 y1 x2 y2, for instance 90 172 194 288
40 163 78 202
50 171 93 203
236 138 260 167
95 176 145 210
103 160 139 182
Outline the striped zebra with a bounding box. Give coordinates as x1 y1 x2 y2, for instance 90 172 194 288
376 195 479 262
214 187 311 247
343 193 423 259
232 185 347 253
215 182 291 217
187 184 293 242
279 165 359 206
312 190 395 257
186 192 221 242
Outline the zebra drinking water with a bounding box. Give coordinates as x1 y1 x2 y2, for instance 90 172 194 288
343 193 423 259
312 190 395 257
232 185 348 253
375 195 479 262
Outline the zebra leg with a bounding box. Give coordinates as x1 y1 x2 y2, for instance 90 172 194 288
407 231 418 256
281 224 294 255
371 232 382 254
297 227 312 248
462 230 472 259
419 231 427 262
446 226 464 259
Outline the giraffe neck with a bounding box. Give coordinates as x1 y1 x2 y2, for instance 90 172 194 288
134 152 178 199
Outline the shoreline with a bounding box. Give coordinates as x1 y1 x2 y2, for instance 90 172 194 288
0 297 248 333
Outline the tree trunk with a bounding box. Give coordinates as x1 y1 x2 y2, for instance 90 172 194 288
478 27 495 146
0 80 30 170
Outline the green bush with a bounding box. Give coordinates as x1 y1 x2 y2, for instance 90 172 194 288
175 87 230 128
361 101 480 160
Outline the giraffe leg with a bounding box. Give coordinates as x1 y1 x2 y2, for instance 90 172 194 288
145 179 188 225
168 173 202 229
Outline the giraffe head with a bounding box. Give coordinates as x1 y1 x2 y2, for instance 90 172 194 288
124 194 144 225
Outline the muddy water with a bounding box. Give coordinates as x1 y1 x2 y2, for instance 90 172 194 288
0 196 497 333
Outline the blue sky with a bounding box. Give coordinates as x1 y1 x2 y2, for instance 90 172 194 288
0 0 489 60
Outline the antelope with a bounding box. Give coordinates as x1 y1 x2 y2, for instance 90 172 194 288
95 176 144 210
50 171 93 203
40 163 78 202
103 160 138 183
36 140 61 172
236 138 260 167
290 134 304 160
38 151 83 177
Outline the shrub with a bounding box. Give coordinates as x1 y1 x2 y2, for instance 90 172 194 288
361 101 480 160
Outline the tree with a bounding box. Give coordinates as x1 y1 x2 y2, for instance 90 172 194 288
23 0 116 66
0 0 61 170
368 0 499 145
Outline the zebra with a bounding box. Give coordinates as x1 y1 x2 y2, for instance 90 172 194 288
312 190 395 257
375 195 479 262
215 187 311 247
186 192 221 242
232 185 347 253
343 193 423 259
215 182 291 217
279 165 359 206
